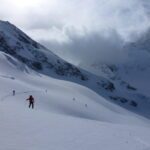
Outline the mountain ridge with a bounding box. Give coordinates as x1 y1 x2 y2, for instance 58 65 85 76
0 20 150 119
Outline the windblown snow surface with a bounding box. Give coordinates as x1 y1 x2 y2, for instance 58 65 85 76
0 52 150 150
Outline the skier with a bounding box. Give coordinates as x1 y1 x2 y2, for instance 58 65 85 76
26 95 34 109
13 90 15 96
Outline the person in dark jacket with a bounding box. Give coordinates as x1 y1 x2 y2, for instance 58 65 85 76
13 90 15 96
26 95 34 109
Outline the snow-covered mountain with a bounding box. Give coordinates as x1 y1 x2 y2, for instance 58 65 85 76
81 29 150 99
0 20 150 150
0 40 150 150
0 21 87 81
121 30 150 96
0 20 150 119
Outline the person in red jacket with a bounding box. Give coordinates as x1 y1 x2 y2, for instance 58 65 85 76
26 95 34 109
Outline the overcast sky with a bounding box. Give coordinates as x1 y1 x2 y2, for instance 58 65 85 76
0 0 150 65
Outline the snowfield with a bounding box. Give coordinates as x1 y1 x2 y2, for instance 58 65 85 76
0 52 150 150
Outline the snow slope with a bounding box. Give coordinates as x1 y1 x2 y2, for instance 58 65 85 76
0 20 150 119
0 51 150 150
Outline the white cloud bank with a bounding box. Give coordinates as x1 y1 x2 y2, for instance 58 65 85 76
0 0 150 65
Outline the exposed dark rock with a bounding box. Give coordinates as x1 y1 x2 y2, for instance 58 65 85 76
110 96 128 103
107 65 118 72
120 98 128 103
109 96 118 101
32 62 43 70
18 34 31 44
98 80 115 92
130 101 138 107
81 75 88 81
127 85 137 91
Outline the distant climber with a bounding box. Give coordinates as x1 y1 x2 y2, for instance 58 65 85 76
26 95 34 109
13 90 15 96
85 104 88 108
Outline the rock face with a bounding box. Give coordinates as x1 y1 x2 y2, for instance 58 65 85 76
0 20 150 119
0 21 87 81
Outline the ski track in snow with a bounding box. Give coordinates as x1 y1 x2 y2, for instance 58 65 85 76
0 90 44 101
0 64 150 150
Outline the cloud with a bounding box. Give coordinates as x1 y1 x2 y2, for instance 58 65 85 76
0 0 149 38
0 0 150 67
40 28 129 65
